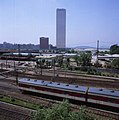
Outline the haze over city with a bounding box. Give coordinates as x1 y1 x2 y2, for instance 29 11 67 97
0 0 119 48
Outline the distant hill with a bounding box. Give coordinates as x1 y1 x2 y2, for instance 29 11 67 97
73 46 109 49
74 46 96 49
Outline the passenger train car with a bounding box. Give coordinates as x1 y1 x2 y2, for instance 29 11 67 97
88 87 119 111
18 78 119 112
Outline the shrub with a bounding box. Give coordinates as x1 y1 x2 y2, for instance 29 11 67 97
11 98 15 102
32 100 98 120
0 95 3 99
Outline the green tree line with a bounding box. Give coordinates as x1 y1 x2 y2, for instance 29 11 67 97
110 44 119 54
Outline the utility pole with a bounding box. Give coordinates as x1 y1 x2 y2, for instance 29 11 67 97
96 40 99 67
6 56 7 69
18 44 20 63
15 68 18 85
53 58 55 78
40 58 42 75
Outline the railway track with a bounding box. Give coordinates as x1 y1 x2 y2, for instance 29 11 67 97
1 68 119 89
25 69 119 82
71 105 119 120
55 69 119 81
17 72 119 89
0 85 19 93
0 107 30 120
1 67 119 82
0 80 19 92
4 75 119 90
0 71 119 119
0 88 57 108
0 84 119 120
86 107 119 120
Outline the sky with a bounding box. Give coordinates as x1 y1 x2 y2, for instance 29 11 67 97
0 0 119 48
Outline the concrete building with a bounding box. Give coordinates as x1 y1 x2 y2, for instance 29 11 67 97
40 37 49 50
56 9 66 48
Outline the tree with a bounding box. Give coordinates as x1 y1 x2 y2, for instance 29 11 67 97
110 44 119 54
57 58 63 67
78 53 92 66
111 59 119 69
73 55 79 66
66 58 70 68
32 100 97 120
36 58 45 75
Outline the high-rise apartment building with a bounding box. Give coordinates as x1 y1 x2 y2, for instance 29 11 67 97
56 9 66 48
40 37 49 50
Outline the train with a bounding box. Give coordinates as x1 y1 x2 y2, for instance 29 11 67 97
18 78 119 112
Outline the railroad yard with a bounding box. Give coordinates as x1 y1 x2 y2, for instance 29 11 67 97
0 60 119 120
1 0 119 119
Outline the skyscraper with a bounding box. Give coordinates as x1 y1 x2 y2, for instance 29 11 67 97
56 9 66 48
40 37 49 50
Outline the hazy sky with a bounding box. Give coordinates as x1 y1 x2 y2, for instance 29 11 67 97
0 0 119 48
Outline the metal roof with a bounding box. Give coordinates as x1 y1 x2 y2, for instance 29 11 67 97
18 78 119 97
18 78 87 93
35 54 63 59
88 87 119 97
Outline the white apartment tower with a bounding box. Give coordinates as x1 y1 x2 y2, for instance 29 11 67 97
56 9 66 48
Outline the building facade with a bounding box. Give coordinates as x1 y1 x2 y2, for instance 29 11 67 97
56 9 66 48
40 37 49 50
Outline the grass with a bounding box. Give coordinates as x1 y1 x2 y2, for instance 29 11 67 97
0 95 42 110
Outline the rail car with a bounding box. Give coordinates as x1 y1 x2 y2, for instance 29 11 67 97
87 87 119 111
18 78 119 112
